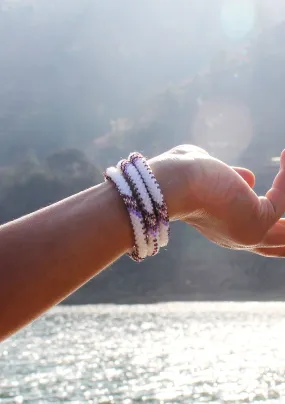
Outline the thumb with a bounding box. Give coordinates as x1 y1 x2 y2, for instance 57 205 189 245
232 167 255 188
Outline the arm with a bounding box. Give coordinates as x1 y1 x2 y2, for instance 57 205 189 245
1 144 285 341
0 156 191 341
0 181 133 341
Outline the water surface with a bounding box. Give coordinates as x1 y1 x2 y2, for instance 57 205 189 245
1 302 285 403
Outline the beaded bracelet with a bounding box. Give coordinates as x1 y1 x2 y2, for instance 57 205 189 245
104 166 148 262
104 152 170 261
128 152 170 247
118 159 159 257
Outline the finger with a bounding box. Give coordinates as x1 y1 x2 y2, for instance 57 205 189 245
227 155 285 245
256 218 285 248
263 150 285 224
253 246 285 257
232 167 255 188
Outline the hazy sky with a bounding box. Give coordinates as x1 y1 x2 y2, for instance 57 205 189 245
0 0 284 160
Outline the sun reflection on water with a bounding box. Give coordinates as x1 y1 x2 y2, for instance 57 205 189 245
1 303 285 403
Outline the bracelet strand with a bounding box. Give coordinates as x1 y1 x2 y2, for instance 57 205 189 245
104 166 148 262
118 159 159 257
129 152 170 248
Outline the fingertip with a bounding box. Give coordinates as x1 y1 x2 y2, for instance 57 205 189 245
280 150 285 170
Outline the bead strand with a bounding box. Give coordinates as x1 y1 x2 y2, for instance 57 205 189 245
118 159 159 257
129 152 170 248
104 166 148 261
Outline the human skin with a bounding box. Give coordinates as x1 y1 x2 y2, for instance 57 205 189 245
1 144 285 341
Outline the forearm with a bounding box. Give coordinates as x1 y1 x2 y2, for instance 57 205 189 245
0 180 133 341
0 152 195 341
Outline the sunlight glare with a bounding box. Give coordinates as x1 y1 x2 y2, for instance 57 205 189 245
192 98 253 163
221 0 256 40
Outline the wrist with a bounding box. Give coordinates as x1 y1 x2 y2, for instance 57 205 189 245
149 156 199 221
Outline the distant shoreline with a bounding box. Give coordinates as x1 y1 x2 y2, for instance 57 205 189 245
62 292 285 305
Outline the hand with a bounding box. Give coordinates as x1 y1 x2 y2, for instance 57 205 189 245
150 145 285 257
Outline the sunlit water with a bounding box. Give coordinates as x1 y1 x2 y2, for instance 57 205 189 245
1 303 285 403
